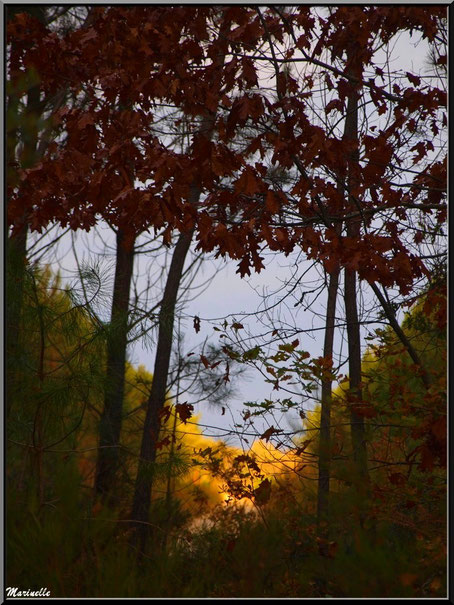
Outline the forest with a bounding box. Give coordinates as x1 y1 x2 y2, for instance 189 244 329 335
5 5 447 599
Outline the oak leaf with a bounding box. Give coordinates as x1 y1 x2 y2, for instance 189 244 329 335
260 425 280 442
175 402 194 424
254 478 272 506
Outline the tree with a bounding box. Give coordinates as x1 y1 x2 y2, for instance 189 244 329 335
94 227 136 500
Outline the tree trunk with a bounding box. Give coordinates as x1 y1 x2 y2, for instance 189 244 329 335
128 16 230 553
6 7 47 419
344 259 369 487
370 282 432 388
6 225 29 420
129 227 195 552
162 406 179 551
95 227 135 501
317 266 340 529
343 55 369 494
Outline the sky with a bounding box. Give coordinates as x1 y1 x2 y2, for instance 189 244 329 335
26 212 390 451
29 223 327 447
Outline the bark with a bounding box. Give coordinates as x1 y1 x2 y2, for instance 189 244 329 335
343 57 369 492
95 227 135 501
317 266 340 529
162 407 179 551
344 257 369 487
6 7 47 419
6 223 29 421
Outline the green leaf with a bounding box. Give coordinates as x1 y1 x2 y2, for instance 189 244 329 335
243 346 261 361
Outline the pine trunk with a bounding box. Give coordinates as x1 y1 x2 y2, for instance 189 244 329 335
343 54 369 494
6 6 46 418
129 228 194 552
317 266 340 528
95 228 135 501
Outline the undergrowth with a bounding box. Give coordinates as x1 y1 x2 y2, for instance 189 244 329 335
7 481 446 598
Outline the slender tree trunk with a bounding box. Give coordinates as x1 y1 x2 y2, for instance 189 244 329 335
343 55 369 494
317 265 340 529
7 6 91 424
95 227 135 501
6 7 46 419
344 258 369 486
6 225 28 419
128 16 230 553
162 406 179 551
130 226 195 552
317 54 368 525
370 282 432 388
30 272 47 507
